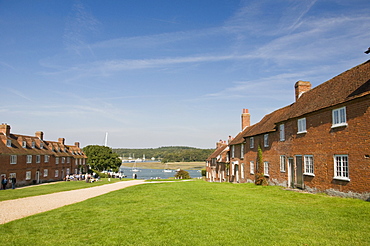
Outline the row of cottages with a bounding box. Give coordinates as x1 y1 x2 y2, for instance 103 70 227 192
0 124 88 187
206 60 370 200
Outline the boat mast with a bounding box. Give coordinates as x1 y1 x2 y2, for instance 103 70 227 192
104 132 108 147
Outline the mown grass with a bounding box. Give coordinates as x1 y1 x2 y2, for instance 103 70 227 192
1 181 369 245
0 178 124 202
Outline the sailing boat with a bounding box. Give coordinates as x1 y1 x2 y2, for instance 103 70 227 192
163 163 172 173
131 161 140 172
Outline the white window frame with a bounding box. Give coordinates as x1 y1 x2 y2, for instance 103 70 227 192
10 155 17 164
280 155 286 172
264 134 269 147
55 170 59 178
40 142 44 149
231 145 235 159
250 161 254 174
67 157 71 163
279 124 285 141
304 155 314 176
22 141 27 148
240 144 244 159
264 161 269 176
249 137 254 149
36 155 41 163
241 163 244 179
55 157 59 164
6 139 11 147
32 141 35 148
332 107 347 128
27 155 32 164
26 171 31 180
45 155 49 163
43 169 48 177
62 157 66 164
334 155 350 181
298 118 307 134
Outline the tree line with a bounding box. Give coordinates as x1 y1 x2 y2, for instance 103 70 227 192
113 146 215 163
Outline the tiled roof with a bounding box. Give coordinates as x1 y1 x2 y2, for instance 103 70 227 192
283 59 370 121
230 60 370 142
0 131 85 158
207 144 228 161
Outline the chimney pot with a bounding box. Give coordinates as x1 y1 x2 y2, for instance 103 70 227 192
58 138 65 145
295 81 311 101
35 131 44 140
0 124 11 136
241 108 251 130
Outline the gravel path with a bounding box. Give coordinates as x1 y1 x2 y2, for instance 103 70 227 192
0 180 146 224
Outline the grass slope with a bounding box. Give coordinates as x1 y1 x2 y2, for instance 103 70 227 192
1 181 369 245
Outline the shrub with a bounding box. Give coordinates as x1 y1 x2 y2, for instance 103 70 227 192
201 169 206 177
175 169 191 179
255 145 268 186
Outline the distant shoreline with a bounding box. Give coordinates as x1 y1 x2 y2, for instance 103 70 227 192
121 161 205 170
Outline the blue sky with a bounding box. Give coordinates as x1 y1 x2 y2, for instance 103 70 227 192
1 0 370 149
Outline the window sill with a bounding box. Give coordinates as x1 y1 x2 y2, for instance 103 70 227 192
297 130 307 134
280 170 286 173
304 173 315 177
250 173 254 175
331 123 348 129
264 174 270 177
333 177 350 182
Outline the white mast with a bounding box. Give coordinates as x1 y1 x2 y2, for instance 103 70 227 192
104 132 108 147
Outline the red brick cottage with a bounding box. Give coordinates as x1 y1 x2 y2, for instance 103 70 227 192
207 60 370 200
0 124 88 187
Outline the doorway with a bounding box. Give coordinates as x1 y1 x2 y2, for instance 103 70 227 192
288 158 294 188
295 156 304 189
35 171 40 184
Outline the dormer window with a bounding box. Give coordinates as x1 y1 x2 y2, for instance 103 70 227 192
332 107 347 128
32 141 36 148
6 139 11 147
22 141 27 148
40 142 44 149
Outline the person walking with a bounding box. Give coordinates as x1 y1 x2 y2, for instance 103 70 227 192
11 176 16 189
1 176 8 190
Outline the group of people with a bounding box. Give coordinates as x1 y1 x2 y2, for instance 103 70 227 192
64 173 100 183
1 176 16 190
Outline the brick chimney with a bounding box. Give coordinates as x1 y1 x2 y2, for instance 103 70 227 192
241 108 250 130
216 140 227 149
75 142 80 148
58 138 65 145
35 131 44 140
295 81 311 101
0 123 11 136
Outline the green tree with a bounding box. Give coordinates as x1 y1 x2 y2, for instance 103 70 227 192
175 169 191 179
83 145 122 172
255 145 268 186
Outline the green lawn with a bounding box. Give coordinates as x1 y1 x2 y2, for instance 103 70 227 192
1 181 369 245
0 178 124 202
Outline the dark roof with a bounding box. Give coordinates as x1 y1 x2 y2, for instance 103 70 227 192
230 60 370 143
207 144 228 161
283 59 370 121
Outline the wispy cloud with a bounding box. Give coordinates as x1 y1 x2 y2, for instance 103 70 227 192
0 61 17 71
7 89 35 102
63 1 101 56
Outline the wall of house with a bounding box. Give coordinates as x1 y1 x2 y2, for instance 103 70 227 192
288 97 370 196
231 96 369 199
